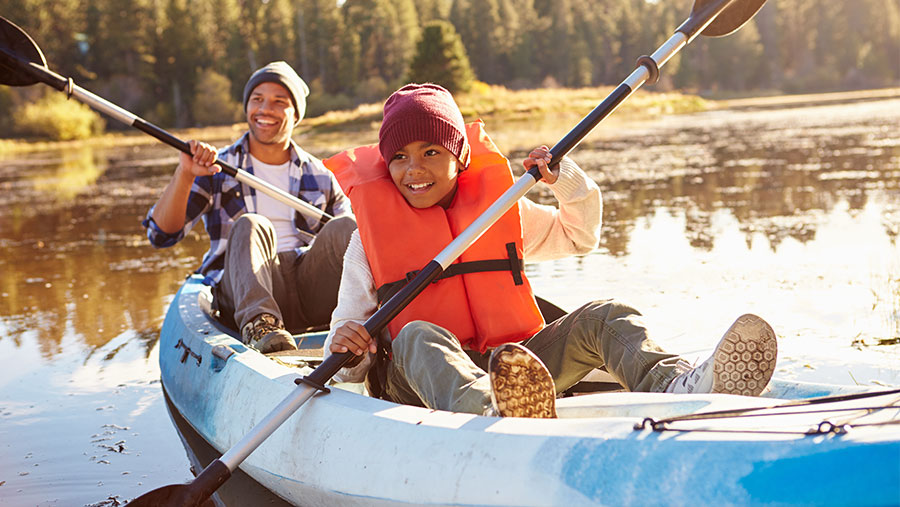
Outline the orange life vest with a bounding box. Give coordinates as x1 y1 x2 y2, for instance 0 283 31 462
324 121 544 351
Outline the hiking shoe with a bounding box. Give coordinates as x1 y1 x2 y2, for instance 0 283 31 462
241 313 297 354
667 314 777 396
489 343 557 418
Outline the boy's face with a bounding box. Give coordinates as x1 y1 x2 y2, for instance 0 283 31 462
388 141 462 209
246 82 296 146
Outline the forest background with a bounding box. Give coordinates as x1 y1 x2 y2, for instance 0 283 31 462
1 0 898 140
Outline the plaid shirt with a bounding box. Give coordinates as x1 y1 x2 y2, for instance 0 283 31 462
142 132 352 285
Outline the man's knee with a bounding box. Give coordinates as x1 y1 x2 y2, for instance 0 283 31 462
232 213 274 239
319 215 357 250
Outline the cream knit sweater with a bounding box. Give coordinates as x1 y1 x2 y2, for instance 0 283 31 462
325 157 602 383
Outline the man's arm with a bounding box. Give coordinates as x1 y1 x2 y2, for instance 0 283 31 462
150 140 220 234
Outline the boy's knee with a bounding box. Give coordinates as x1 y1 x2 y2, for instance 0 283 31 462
395 320 439 345
394 321 454 352
575 299 640 320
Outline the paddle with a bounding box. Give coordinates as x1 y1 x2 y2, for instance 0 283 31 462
104 0 763 503
0 16 331 225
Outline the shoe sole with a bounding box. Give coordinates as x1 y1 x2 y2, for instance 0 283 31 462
711 314 777 396
489 344 557 418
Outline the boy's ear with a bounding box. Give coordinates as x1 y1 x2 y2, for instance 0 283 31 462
458 144 470 172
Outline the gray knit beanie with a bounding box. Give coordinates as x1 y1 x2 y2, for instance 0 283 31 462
242 61 310 122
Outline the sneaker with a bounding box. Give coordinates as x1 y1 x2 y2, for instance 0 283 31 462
667 314 777 396
241 313 297 354
489 343 557 418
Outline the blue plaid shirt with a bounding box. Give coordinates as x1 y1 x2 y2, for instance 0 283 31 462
142 132 352 285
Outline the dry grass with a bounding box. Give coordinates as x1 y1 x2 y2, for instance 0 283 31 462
0 84 711 156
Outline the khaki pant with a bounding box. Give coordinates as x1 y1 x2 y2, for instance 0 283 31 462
213 213 357 333
384 300 691 414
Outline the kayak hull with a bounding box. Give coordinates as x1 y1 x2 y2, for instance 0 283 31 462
159 275 900 506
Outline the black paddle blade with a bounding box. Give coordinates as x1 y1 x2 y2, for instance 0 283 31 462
696 0 767 37
128 484 216 507
0 16 47 86
129 458 230 507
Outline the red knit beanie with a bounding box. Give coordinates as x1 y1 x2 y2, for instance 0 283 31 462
378 83 470 167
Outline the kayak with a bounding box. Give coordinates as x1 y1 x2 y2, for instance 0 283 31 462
159 274 900 506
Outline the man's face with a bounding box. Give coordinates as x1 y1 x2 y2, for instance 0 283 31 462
246 82 296 146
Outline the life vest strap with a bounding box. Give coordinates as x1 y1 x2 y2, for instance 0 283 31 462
376 242 524 304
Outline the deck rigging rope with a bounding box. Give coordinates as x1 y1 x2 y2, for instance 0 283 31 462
634 387 900 435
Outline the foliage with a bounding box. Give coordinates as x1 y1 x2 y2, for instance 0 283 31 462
14 93 105 141
0 0 896 138
192 71 243 127
407 21 474 93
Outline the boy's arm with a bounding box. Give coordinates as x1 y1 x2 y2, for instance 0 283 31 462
324 230 379 383
521 157 602 262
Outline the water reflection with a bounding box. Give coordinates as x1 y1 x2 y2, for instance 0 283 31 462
0 144 209 360
574 99 900 257
163 391 291 506
28 147 109 200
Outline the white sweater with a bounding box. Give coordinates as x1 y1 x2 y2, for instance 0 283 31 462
325 157 602 383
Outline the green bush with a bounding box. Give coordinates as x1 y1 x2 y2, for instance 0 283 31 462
14 93 105 141
306 92 355 118
192 70 243 126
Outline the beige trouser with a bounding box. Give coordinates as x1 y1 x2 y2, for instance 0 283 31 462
384 300 691 414
213 213 357 333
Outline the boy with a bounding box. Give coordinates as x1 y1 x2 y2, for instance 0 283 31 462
324 84 776 418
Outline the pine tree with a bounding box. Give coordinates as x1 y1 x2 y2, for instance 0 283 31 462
406 20 475 92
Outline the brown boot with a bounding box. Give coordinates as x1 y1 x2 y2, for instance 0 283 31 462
489 343 557 418
241 313 297 354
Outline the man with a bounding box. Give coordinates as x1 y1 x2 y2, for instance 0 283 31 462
143 61 356 353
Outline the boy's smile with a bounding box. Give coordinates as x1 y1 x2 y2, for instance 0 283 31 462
389 141 463 209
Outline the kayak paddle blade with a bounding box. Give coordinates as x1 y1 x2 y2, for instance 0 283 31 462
129 456 230 507
695 0 768 37
0 16 48 86
128 484 216 507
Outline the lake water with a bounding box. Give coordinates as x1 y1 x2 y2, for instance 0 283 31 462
1 91 899 505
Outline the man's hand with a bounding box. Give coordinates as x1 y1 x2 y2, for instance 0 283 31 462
177 140 221 180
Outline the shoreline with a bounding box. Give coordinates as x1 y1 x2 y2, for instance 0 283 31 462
1 86 897 157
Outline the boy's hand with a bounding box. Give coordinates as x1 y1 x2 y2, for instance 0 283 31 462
330 321 377 356
523 145 557 184
177 140 221 180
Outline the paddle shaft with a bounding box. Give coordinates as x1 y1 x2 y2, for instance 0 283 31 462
214 0 745 474
132 0 762 503
0 48 331 224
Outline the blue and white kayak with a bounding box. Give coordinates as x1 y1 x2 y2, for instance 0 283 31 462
159 275 900 506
